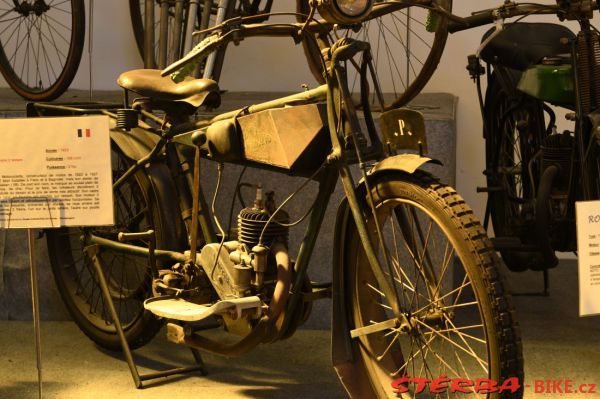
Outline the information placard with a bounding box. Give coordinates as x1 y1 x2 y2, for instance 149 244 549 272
575 200 600 316
0 116 113 229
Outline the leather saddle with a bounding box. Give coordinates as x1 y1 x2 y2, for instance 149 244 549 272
118 69 221 114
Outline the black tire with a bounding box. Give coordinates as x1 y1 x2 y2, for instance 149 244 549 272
297 0 452 110
0 0 85 101
344 171 523 398
129 0 148 64
47 145 171 350
484 69 547 271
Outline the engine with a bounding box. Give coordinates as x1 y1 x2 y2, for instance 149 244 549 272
540 132 574 219
539 131 577 251
197 186 290 302
150 185 312 335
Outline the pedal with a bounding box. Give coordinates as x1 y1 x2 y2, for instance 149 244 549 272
144 296 262 322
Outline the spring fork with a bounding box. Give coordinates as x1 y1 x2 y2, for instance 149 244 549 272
328 44 404 319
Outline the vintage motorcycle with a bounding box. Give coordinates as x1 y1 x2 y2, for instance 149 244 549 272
449 0 600 292
31 1 522 397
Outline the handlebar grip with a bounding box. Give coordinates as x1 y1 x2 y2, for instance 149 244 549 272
448 10 496 33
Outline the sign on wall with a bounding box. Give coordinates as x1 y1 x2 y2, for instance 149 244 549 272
0 116 113 229
576 200 600 317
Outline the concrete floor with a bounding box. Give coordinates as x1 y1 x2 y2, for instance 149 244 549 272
1 260 599 399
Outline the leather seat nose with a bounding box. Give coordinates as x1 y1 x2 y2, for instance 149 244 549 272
118 69 221 108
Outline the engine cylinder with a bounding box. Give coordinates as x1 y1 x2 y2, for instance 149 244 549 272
540 133 574 191
238 207 288 249
237 188 289 248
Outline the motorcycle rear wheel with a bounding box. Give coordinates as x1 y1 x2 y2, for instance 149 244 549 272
47 145 169 350
344 172 523 398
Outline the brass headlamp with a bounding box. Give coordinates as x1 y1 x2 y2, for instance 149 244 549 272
316 0 373 24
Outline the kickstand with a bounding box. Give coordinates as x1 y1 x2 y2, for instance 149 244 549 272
87 244 207 389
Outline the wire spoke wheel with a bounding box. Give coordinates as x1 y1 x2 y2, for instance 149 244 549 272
484 69 546 271
297 0 451 110
47 146 164 350
345 173 523 398
0 0 84 100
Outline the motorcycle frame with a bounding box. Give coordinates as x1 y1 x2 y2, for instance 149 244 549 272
28 27 427 347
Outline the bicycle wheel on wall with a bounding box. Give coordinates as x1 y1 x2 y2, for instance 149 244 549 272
47 145 170 350
297 0 451 110
130 0 185 69
0 0 85 101
129 0 224 69
344 172 523 397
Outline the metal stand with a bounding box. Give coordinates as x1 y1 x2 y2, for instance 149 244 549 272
88 0 94 101
28 229 43 399
88 245 206 389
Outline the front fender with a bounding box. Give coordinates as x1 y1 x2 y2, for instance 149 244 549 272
331 197 377 398
332 154 438 397
369 153 441 176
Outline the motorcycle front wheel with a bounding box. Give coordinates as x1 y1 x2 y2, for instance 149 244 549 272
344 171 523 398
47 145 171 350
484 69 547 271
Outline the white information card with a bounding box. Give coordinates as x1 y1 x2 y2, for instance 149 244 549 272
576 200 600 317
0 116 113 229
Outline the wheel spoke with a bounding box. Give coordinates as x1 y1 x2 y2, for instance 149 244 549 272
47 147 159 340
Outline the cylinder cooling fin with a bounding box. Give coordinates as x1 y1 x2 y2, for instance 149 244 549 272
238 206 289 249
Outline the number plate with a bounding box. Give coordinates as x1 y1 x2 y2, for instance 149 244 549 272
379 108 428 153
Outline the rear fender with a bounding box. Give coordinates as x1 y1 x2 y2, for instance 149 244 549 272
110 122 187 252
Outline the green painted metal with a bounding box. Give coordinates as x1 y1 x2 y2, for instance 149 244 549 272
517 63 575 105
279 166 338 338
88 234 188 264
209 85 328 124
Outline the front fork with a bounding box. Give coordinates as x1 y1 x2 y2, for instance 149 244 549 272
325 39 405 320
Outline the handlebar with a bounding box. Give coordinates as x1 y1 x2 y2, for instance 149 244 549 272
161 1 442 80
163 0 600 80
161 9 341 80
161 22 314 79
447 9 499 33
448 1 599 34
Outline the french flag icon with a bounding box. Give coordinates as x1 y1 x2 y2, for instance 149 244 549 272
77 128 91 138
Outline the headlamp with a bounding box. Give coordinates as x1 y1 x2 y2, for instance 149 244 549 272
317 0 373 24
